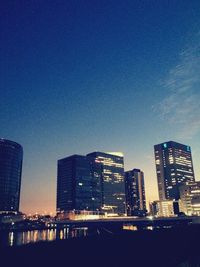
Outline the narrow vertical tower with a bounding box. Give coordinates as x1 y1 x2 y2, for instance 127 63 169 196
154 141 195 201
125 169 146 216
0 138 23 212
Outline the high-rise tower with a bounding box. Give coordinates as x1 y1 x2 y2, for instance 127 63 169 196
154 141 195 201
0 138 23 212
87 152 125 214
57 155 102 214
125 169 146 216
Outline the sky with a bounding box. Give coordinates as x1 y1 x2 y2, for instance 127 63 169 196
1 0 200 214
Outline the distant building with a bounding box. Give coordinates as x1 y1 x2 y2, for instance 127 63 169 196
125 169 146 216
157 200 175 217
0 212 25 224
57 155 102 215
154 141 195 201
149 201 159 217
87 152 125 215
179 182 200 216
0 138 23 213
150 200 177 217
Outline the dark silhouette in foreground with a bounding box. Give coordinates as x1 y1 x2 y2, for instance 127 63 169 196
2 225 200 267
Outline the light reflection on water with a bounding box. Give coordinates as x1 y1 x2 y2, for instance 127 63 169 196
0 227 88 247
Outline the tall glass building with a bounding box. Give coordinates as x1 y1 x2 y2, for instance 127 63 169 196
154 141 195 201
125 169 146 216
57 155 102 214
87 152 125 215
0 138 23 212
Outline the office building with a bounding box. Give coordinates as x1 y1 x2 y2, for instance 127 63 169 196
87 152 125 215
57 155 102 215
179 181 200 216
150 200 178 217
149 201 159 217
125 169 146 216
0 138 23 212
157 200 176 217
154 141 195 201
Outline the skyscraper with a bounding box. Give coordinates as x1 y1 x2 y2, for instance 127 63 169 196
125 169 146 216
57 155 102 214
154 141 195 201
0 138 23 212
87 152 125 215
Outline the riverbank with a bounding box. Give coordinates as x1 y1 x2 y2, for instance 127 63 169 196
1 225 200 267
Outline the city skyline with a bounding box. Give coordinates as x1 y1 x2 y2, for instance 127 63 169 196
0 137 199 216
1 1 200 214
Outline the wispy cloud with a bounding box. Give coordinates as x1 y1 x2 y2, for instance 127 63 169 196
158 32 200 139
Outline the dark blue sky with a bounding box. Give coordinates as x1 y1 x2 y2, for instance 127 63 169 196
1 0 200 213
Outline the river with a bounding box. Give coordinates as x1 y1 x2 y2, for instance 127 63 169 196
0 227 88 247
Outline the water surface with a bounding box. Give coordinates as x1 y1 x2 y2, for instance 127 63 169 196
0 227 88 247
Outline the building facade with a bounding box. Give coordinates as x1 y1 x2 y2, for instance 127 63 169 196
149 200 178 217
0 138 23 212
157 200 176 217
179 182 200 216
154 141 195 201
87 152 125 215
149 201 159 217
57 155 102 215
125 169 146 216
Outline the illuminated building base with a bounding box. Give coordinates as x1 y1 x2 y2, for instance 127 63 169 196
56 210 105 221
